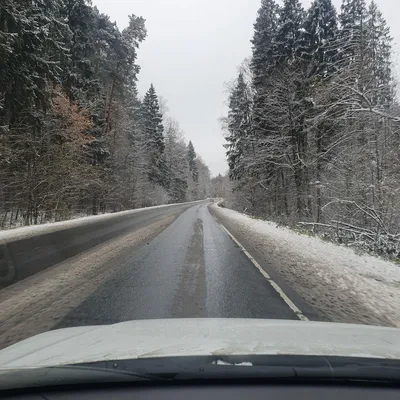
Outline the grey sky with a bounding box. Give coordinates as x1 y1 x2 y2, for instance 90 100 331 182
93 0 399 176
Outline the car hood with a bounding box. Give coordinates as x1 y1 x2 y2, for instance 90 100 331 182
0 319 399 369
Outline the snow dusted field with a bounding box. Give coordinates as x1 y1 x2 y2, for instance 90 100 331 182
211 204 400 328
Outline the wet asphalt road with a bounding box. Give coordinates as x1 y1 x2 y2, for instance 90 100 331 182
56 203 297 328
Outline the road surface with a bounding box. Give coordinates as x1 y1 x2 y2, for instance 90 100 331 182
0 201 308 349
56 202 297 328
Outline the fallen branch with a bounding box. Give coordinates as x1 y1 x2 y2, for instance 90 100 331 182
331 220 375 235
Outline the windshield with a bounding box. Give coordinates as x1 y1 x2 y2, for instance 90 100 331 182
1 0 400 391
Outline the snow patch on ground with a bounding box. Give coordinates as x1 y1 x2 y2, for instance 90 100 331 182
212 204 400 327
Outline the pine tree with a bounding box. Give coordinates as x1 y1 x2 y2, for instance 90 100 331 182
141 84 166 187
103 13 146 134
62 0 99 102
0 0 70 131
1 0 212 225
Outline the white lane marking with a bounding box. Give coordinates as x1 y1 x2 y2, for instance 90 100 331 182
215 218 309 322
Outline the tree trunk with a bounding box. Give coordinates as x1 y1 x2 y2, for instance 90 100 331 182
280 169 289 217
316 127 323 224
92 194 98 215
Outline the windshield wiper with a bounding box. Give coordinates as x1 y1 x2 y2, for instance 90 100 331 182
0 364 171 391
64 365 174 381
74 355 400 383
3 355 400 391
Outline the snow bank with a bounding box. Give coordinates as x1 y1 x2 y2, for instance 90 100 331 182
0 200 205 243
211 204 400 327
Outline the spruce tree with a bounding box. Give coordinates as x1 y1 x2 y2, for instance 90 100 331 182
300 0 338 77
164 120 188 203
141 84 166 187
366 1 393 107
339 0 368 67
251 0 279 156
187 141 198 183
225 72 252 181
251 0 279 88
274 0 305 64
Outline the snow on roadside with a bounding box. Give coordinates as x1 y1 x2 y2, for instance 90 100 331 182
211 204 400 327
0 213 178 350
0 200 205 242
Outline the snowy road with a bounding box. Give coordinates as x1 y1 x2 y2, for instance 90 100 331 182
0 201 309 350
55 202 300 328
4 200 397 351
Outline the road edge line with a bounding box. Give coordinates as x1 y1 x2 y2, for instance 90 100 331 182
214 217 309 322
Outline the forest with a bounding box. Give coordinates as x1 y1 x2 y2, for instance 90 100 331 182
0 0 210 229
224 0 400 257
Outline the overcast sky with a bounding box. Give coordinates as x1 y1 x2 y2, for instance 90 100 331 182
92 0 399 176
